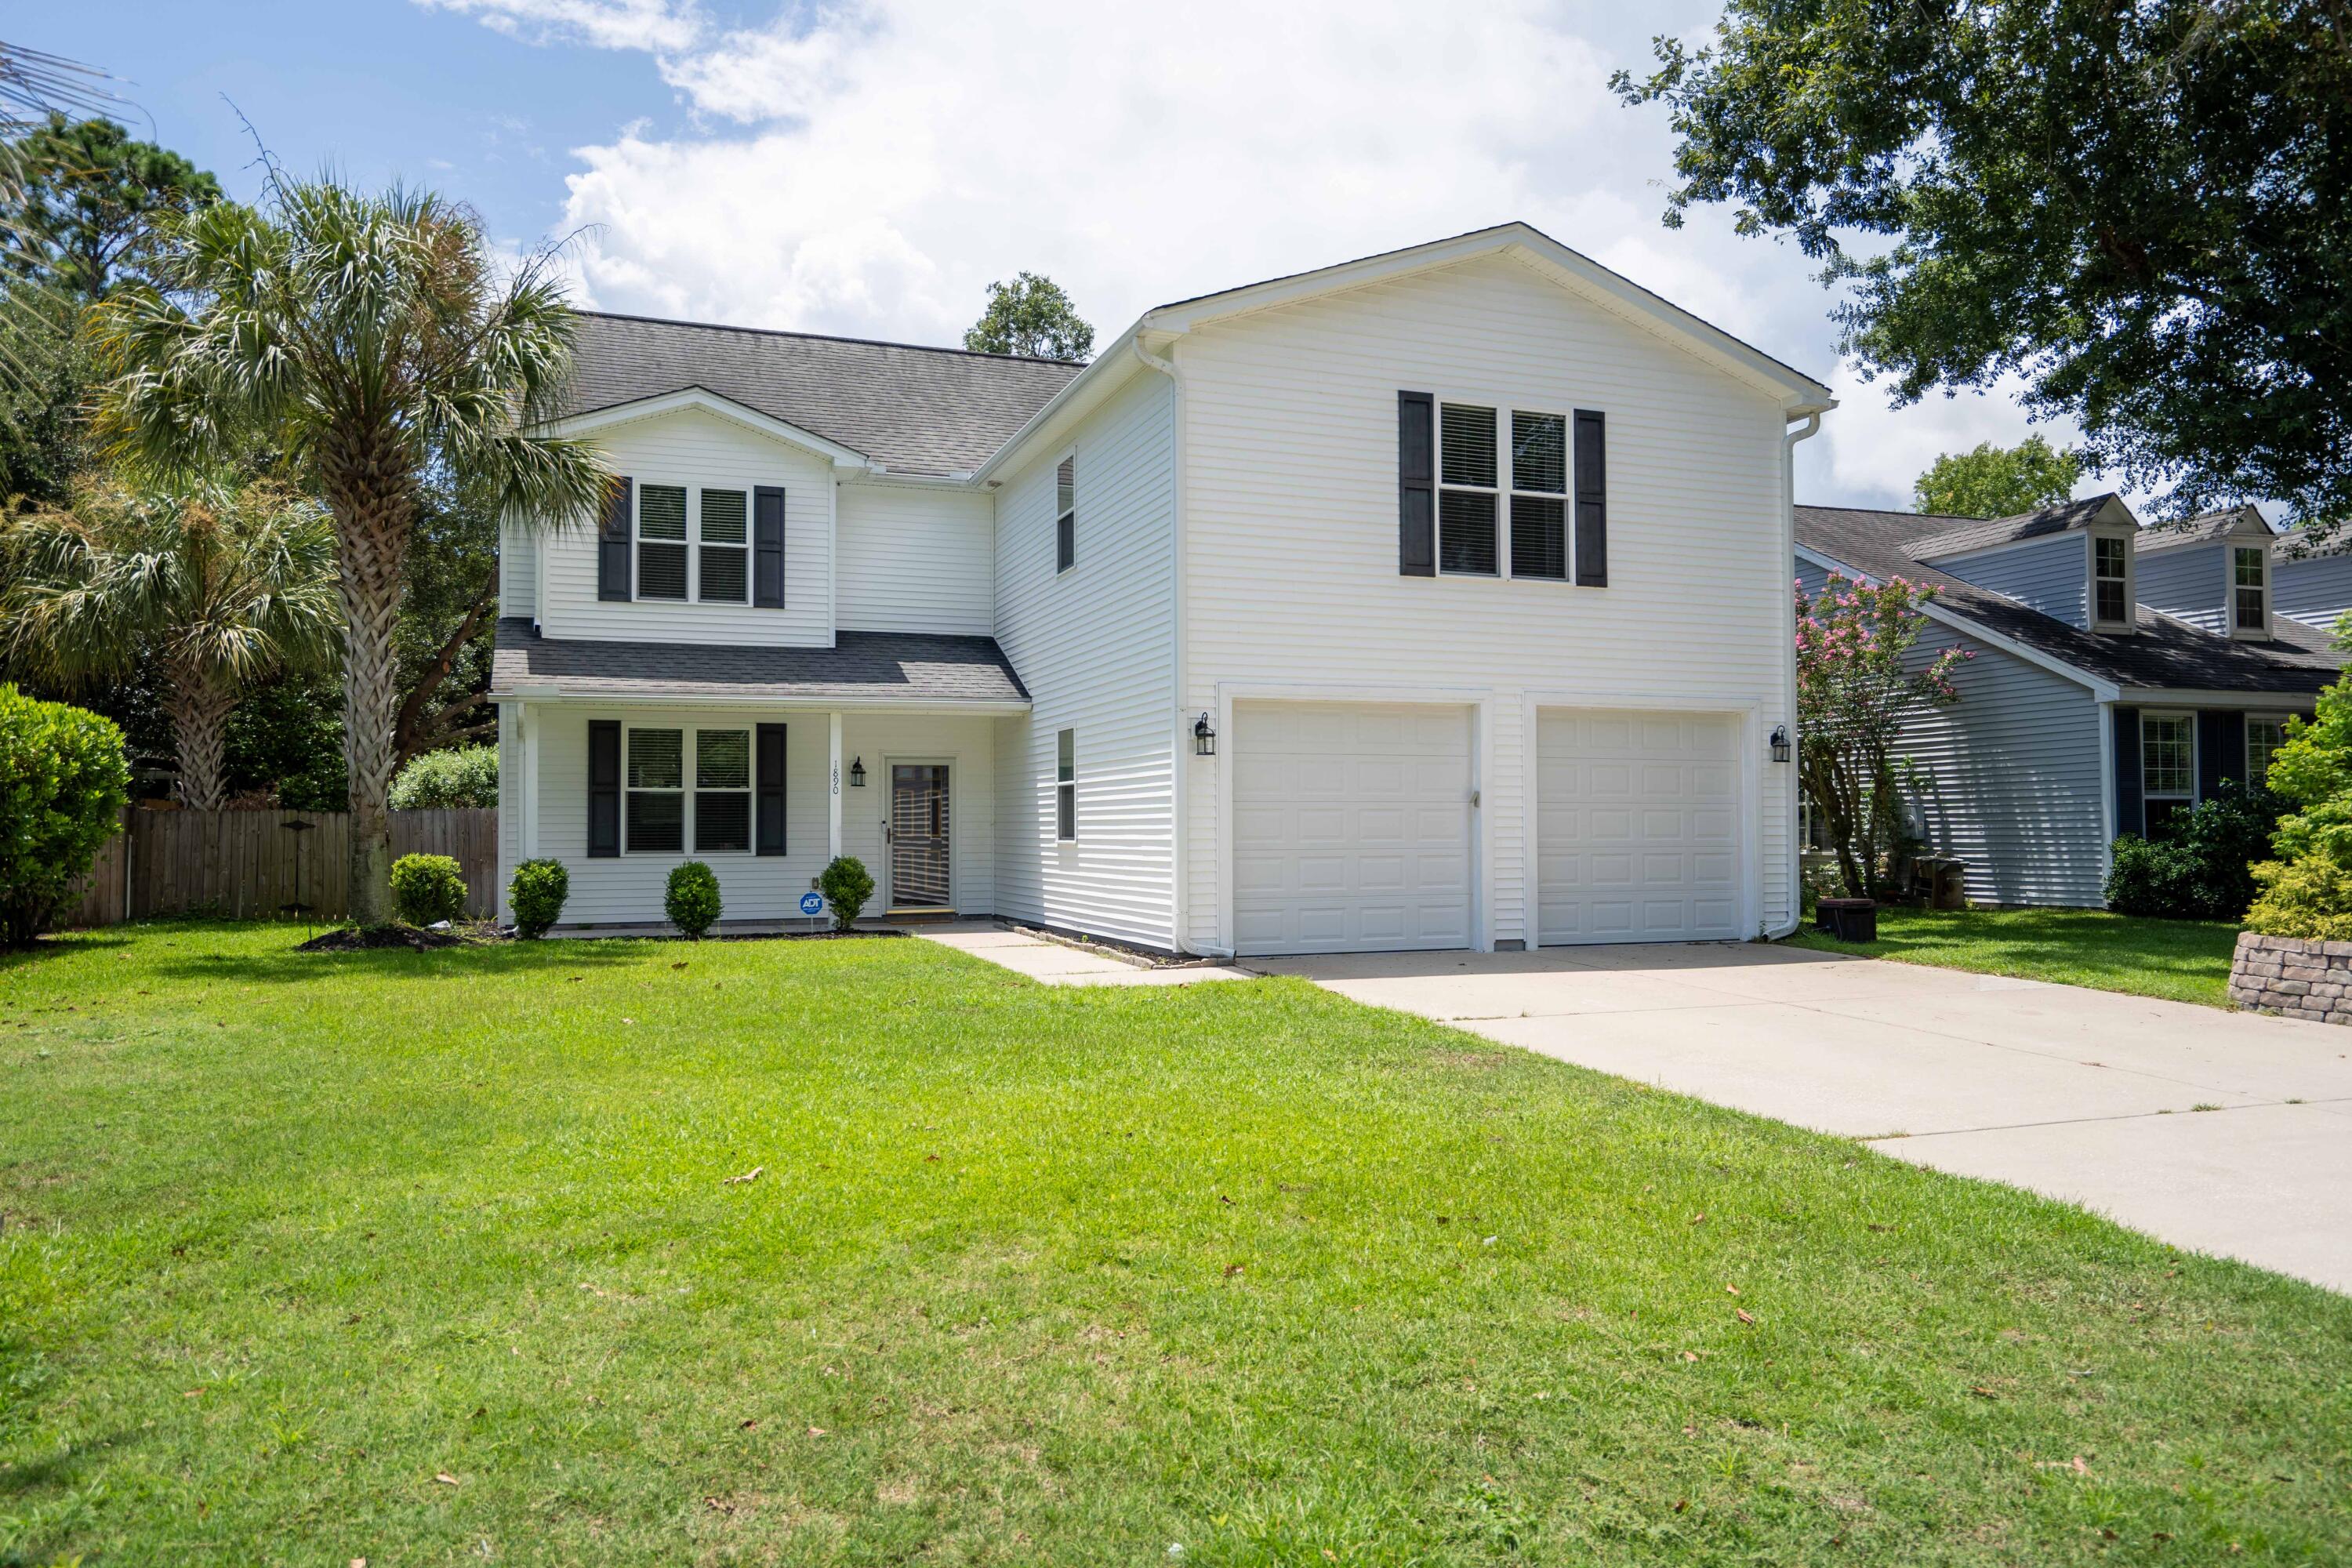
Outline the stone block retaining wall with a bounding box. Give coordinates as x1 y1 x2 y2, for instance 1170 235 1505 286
2228 931 2352 1024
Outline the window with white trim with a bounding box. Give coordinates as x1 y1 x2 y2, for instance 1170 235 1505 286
699 488 748 604
637 484 688 601
1438 403 1499 575
695 728 751 852
1055 728 1076 840
1054 456 1076 574
2248 715 2288 786
2092 534 2130 627
2141 713 2194 836
1508 410 1568 581
626 728 684 852
2232 545 2268 635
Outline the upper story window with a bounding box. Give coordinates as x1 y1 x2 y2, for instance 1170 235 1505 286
1439 403 1499 575
1399 392 1603 586
1509 412 1569 581
699 489 749 604
2232 545 2269 636
2092 533 2132 628
637 484 689 601
1055 456 1076 573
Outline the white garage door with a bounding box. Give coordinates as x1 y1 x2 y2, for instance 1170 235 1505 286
1232 702 1472 956
1537 710 1741 944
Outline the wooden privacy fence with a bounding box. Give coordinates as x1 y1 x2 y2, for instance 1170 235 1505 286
63 808 499 927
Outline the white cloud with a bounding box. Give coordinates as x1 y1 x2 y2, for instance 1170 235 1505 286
415 0 705 53
1800 363 2092 511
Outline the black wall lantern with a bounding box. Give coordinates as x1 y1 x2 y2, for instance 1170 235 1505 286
1192 713 1217 757
1769 724 1791 764
849 756 867 787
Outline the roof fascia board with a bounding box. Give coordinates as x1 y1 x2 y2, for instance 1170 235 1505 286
972 324 1149 484
1795 543 2118 699
2114 686 2324 707
491 688 1029 713
539 387 875 470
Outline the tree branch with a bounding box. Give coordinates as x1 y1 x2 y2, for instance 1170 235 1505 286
393 565 496 768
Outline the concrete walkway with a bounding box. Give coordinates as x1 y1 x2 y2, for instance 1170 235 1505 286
1250 943 2352 1294
917 921 1254 986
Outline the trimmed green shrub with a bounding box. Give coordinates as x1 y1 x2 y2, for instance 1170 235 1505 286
508 858 568 938
666 861 721 938
2247 849 2352 941
2104 782 2283 920
390 853 468 926
389 745 498 809
818 854 874 931
0 686 132 946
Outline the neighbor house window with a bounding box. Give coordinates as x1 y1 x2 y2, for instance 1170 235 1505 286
699 488 749 604
1509 410 1568 581
2233 546 2268 635
626 728 684 852
637 483 688 601
1055 728 1076 840
695 728 751 852
1438 403 1499 575
2092 535 2130 626
2248 715 2289 786
2141 713 2194 836
1055 456 1076 573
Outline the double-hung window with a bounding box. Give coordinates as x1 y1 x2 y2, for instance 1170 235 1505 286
2140 713 2194 836
637 484 689 601
2247 715 2289 786
1438 403 1499 575
1508 410 1568 580
2092 535 2130 627
2232 546 2268 636
1055 728 1076 840
699 488 749 604
1054 456 1076 573
695 728 751 852
626 728 685 851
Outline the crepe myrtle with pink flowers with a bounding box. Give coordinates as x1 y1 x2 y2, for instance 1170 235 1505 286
1795 572 1970 898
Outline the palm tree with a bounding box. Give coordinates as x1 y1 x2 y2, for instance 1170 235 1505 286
91 180 608 921
2 475 340 808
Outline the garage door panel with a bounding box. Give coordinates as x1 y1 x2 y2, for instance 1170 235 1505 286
1232 701 1472 956
1538 710 1742 946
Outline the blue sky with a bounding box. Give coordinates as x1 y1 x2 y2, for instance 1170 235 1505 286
26 1 2075 512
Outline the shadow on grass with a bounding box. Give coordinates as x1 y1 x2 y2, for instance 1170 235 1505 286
143 938 655 987
0 929 137 971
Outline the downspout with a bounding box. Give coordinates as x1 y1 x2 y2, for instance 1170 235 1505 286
1133 334 1214 956
1771 409 1824 939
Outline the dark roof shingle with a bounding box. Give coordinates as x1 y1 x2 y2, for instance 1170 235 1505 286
492 619 1029 705
1905 495 2114 560
1795 505 2338 696
551 314 1083 477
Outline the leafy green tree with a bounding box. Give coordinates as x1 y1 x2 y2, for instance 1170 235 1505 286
1614 2 2352 530
964 271 1094 361
392 472 500 768
11 115 221 302
1 475 340 808
1914 437 2080 519
93 180 609 923
0 683 129 946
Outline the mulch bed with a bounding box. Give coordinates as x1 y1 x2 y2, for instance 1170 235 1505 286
296 924 503 953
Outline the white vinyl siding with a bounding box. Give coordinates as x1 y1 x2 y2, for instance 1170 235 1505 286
1930 532 2094 629
539 405 833 645
499 521 538 619
993 370 1178 949
834 482 995 635
1178 251 1797 951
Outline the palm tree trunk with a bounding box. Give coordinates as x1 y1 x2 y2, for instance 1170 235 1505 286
165 659 238 810
325 452 415 927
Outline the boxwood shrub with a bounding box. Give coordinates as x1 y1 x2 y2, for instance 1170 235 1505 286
818 854 874 931
390 853 469 926
666 861 722 938
508 858 569 938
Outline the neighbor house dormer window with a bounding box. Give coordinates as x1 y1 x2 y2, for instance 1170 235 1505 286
2231 544 2268 637
2092 533 2132 630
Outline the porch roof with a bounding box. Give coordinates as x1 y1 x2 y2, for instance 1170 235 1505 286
489 619 1029 707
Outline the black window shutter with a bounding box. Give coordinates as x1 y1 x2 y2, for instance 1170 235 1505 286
588 720 621 858
2198 710 2244 798
597 477 633 601
2112 706 2143 838
756 723 787 856
753 486 786 608
1573 409 1607 587
1398 391 1434 576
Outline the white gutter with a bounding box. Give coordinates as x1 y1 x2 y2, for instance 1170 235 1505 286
1773 409 1824 940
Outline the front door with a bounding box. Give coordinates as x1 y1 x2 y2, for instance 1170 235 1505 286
888 763 953 910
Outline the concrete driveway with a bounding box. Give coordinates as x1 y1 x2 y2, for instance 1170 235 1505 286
1248 944 2352 1294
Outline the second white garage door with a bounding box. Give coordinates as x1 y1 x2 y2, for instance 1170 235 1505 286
1232 702 1472 956
1537 710 1741 944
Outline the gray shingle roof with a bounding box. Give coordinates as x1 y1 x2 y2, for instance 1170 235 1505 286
1795 505 2339 696
1905 495 2115 560
491 619 1029 705
550 314 1084 477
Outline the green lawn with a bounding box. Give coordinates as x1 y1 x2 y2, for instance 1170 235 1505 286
1785 906 2241 1006
3 925 2346 1565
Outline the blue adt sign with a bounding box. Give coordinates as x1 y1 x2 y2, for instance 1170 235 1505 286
799 891 825 916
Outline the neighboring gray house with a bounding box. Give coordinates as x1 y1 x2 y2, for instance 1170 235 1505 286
1795 497 2339 907
2270 528 2352 638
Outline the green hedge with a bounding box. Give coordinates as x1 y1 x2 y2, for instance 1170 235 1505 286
0 686 131 947
388 746 498 810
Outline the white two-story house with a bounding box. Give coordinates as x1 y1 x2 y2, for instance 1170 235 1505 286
492 223 1835 955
